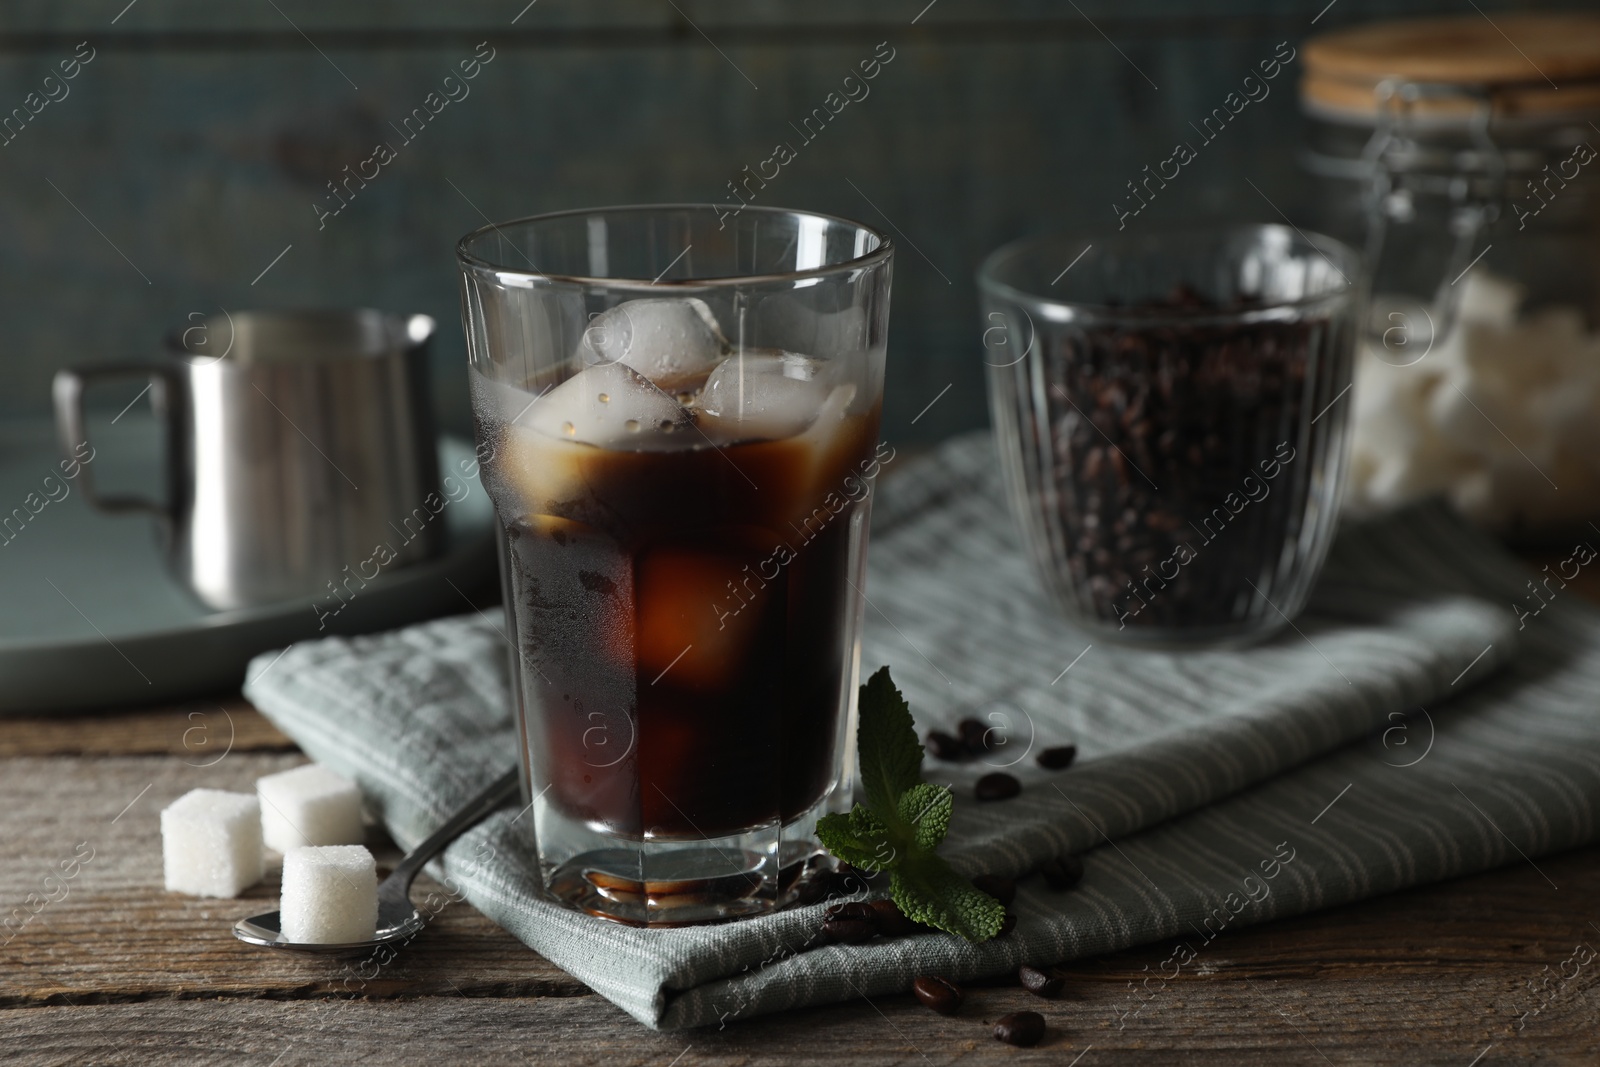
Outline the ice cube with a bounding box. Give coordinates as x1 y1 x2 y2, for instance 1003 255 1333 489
256 763 365 854
486 364 694 521
579 297 728 385
699 351 835 442
525 361 691 447
161 788 264 898
279 845 378 944
760 294 869 353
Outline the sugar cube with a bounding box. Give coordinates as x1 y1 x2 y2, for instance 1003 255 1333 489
256 763 365 853
280 845 379 944
161 788 264 898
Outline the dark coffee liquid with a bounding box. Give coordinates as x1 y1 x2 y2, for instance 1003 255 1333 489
487 398 880 840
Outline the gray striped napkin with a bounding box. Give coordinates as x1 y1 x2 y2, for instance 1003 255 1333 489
244 431 1600 1031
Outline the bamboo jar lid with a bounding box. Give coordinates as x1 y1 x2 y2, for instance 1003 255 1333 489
1303 14 1600 121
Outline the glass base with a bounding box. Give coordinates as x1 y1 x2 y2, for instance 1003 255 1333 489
538 794 838 926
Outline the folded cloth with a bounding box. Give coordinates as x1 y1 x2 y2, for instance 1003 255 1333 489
244 431 1599 1031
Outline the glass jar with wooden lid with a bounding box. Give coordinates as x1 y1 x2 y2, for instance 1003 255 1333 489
1301 14 1600 540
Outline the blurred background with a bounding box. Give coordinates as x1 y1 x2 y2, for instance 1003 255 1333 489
4 0 1593 449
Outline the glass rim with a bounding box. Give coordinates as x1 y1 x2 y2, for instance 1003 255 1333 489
976 222 1363 327
456 203 895 289
159 308 435 365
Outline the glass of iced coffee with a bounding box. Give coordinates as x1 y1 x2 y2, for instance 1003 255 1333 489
456 206 893 925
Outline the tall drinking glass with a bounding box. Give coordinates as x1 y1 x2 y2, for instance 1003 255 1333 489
457 206 893 925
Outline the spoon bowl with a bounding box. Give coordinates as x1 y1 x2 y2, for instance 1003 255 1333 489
233 766 520 954
231 896 427 955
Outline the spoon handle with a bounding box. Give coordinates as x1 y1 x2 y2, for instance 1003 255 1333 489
386 766 522 894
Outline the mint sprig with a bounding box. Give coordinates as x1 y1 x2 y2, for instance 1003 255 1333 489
816 667 1005 942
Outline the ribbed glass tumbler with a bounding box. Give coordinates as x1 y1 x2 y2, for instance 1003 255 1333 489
979 224 1362 648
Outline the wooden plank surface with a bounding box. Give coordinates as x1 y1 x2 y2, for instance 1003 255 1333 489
0 698 292 757
0 752 582 1006
2 708 1597 1063
1 849 1597 1064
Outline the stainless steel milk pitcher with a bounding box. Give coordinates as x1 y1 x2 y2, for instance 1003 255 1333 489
52 309 442 610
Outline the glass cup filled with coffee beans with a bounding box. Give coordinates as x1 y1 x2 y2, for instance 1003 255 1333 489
978 224 1363 648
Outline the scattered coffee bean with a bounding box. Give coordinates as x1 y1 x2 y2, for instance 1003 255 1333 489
994 1010 1046 1047
869 897 918 937
820 917 878 945
1039 854 1085 890
911 975 964 1016
824 900 877 924
971 874 1016 905
957 717 990 756
1036 744 1078 771
998 910 1018 937
830 865 878 896
791 875 830 907
1019 965 1065 998
925 730 967 762
974 772 1021 801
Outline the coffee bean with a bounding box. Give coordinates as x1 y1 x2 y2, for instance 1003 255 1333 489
824 901 877 924
998 910 1017 937
925 730 967 762
831 864 880 896
820 917 878 944
1039 854 1084 890
1019 965 1064 998
971 874 1016 905
791 879 829 906
869 897 918 937
975 772 1021 801
1036 744 1078 771
957 717 990 756
1032 286 1327 634
994 1010 1046 1047
911 975 964 1016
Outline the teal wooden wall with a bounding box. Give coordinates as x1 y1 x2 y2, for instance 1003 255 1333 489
0 0 1589 445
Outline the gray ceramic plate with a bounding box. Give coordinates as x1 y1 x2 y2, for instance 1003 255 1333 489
0 418 498 714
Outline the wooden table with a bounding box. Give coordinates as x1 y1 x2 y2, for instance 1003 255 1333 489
1 695 1596 1066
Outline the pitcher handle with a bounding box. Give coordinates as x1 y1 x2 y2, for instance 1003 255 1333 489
51 363 185 522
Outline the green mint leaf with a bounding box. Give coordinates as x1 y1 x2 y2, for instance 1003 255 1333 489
890 854 1006 942
856 666 924 826
847 804 892 843
815 812 889 871
816 667 1003 942
816 807 906 872
897 782 953 852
